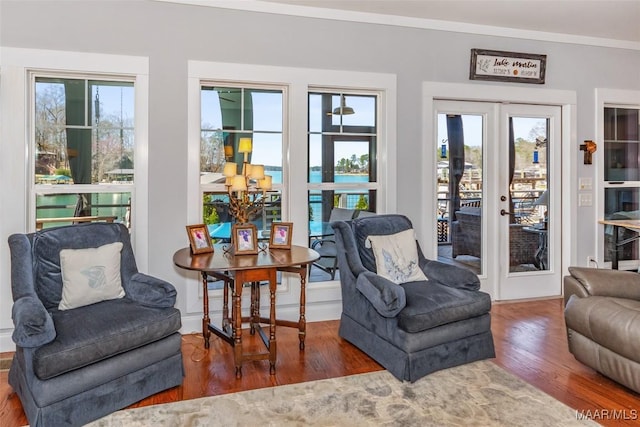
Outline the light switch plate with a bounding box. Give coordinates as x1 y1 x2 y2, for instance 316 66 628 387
579 193 593 206
579 177 593 190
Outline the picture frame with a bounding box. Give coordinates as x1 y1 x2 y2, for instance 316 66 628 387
232 223 258 255
186 224 214 254
469 49 546 84
269 222 293 250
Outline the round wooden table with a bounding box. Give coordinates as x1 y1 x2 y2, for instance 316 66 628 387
173 244 319 378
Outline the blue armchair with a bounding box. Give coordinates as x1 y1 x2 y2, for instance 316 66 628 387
332 214 495 382
8 222 184 426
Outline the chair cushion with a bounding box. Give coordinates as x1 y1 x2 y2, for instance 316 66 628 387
565 295 640 364
352 214 414 273
32 222 135 310
33 298 182 380
58 242 125 310
367 229 428 284
397 282 492 333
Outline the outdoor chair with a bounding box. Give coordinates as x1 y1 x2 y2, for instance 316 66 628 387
332 214 495 382
310 207 357 279
7 222 184 426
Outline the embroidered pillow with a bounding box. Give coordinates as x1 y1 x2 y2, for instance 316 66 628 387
367 229 428 284
58 242 125 310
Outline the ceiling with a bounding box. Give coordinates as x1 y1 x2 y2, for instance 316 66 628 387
260 0 640 44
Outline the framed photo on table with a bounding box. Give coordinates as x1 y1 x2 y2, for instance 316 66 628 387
269 222 293 249
232 223 258 255
186 224 214 254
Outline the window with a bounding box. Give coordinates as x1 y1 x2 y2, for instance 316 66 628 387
308 92 378 221
307 91 379 282
33 76 135 229
602 105 640 266
188 60 395 311
200 84 284 238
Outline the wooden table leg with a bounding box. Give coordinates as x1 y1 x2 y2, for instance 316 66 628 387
268 269 277 374
250 282 260 335
222 275 230 332
233 273 243 379
201 272 211 349
298 266 307 350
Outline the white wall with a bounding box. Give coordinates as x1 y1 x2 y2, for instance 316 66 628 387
1 0 639 351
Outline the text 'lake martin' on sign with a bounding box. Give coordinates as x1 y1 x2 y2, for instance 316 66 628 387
476 55 541 78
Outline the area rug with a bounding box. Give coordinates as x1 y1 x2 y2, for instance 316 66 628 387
87 360 596 426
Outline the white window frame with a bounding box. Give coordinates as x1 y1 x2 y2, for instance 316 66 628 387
306 89 382 217
0 47 149 268
595 88 640 269
30 72 137 232
186 60 396 322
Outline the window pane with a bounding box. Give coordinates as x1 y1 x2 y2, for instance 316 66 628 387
201 88 223 130
203 191 282 238
604 188 640 263
248 89 282 132
604 107 640 181
36 192 131 229
332 94 376 127
308 94 323 133
200 85 283 179
200 130 226 175
334 140 372 182
35 77 135 184
252 132 283 183
309 190 376 223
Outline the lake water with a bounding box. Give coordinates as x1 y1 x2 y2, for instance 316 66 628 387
270 170 368 184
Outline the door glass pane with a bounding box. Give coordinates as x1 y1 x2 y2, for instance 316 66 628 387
436 114 484 275
508 117 549 272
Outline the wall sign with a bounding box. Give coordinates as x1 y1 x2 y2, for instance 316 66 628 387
470 49 546 84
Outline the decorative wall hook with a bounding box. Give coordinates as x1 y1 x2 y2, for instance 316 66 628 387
580 140 597 164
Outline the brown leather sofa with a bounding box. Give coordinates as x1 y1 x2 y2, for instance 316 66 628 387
563 267 640 393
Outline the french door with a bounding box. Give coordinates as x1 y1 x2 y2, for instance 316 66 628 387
435 100 562 299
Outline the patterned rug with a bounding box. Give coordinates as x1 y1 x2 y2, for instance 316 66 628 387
88 360 596 426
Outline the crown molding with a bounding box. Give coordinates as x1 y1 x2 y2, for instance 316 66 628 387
154 0 640 51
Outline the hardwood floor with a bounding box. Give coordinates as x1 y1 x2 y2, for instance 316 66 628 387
1 298 638 426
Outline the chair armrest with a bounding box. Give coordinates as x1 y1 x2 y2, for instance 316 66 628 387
356 271 406 317
126 273 177 308
567 267 640 300
8 233 36 299
420 259 480 291
12 296 56 348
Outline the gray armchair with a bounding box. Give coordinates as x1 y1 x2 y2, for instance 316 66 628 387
8 222 184 426
332 214 495 382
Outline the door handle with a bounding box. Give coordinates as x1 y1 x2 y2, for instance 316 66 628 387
500 209 513 216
